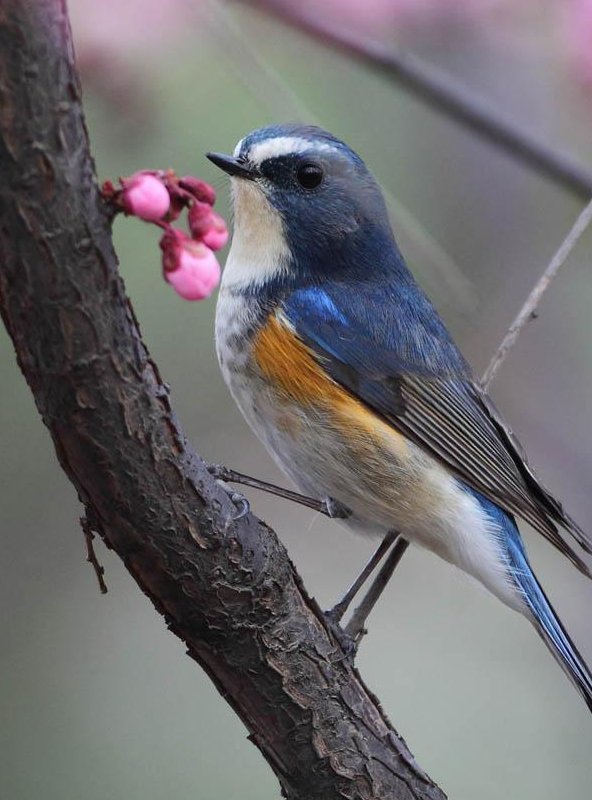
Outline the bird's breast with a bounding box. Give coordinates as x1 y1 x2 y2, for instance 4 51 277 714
216 291 410 499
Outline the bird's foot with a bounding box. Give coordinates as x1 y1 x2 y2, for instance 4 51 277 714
323 607 357 663
228 491 250 521
207 463 251 521
206 463 352 520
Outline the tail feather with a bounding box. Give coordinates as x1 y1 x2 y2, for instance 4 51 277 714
506 529 592 712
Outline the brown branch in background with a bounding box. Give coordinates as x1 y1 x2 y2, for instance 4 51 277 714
238 0 592 200
0 2 445 799
481 198 592 390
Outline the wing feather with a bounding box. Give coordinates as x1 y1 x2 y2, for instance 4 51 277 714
395 377 591 575
285 283 591 576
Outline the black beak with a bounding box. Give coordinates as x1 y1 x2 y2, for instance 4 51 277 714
206 152 259 180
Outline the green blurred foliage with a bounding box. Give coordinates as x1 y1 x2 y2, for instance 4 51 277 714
2 5 592 799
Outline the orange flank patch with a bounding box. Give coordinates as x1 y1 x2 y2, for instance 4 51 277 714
253 313 343 406
253 313 408 456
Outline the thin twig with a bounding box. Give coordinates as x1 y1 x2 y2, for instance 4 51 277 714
239 0 592 200
81 516 108 594
481 198 592 390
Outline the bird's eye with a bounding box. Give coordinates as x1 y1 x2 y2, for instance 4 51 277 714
296 163 324 190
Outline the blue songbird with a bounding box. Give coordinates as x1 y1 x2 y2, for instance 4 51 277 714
207 124 592 710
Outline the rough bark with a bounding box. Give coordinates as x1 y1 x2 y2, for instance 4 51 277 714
0 3 446 798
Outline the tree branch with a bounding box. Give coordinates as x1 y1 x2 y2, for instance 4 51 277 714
481 197 592 389
0 2 445 798
238 0 592 200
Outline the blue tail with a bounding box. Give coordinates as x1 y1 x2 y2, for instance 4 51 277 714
505 527 592 711
471 489 592 711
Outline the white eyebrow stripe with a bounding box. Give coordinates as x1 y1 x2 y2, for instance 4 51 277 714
248 136 338 164
232 137 244 158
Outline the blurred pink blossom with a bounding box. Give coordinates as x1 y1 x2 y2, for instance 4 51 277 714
566 0 592 88
70 0 196 54
70 0 199 119
310 0 515 31
71 0 592 108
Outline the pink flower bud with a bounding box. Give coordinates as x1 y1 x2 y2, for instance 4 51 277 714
160 230 220 300
188 202 229 251
160 227 189 272
179 176 216 205
121 171 170 221
187 201 211 237
200 218 229 251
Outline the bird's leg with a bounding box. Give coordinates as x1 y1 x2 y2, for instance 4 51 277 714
207 463 351 519
345 537 410 647
211 460 408 648
325 530 398 623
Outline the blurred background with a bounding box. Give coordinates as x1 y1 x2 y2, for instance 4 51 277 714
2 1 592 797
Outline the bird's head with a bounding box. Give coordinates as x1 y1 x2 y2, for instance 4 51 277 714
207 124 393 289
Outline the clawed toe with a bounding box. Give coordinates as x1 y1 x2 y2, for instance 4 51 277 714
230 491 250 521
206 463 250 521
323 610 357 663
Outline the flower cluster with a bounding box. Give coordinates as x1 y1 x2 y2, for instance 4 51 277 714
102 170 227 301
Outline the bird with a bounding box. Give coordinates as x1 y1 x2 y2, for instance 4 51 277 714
207 123 592 711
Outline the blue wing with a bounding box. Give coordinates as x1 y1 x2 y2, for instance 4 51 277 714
284 280 591 574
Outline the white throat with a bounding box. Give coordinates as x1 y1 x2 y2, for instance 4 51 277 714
221 178 290 291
